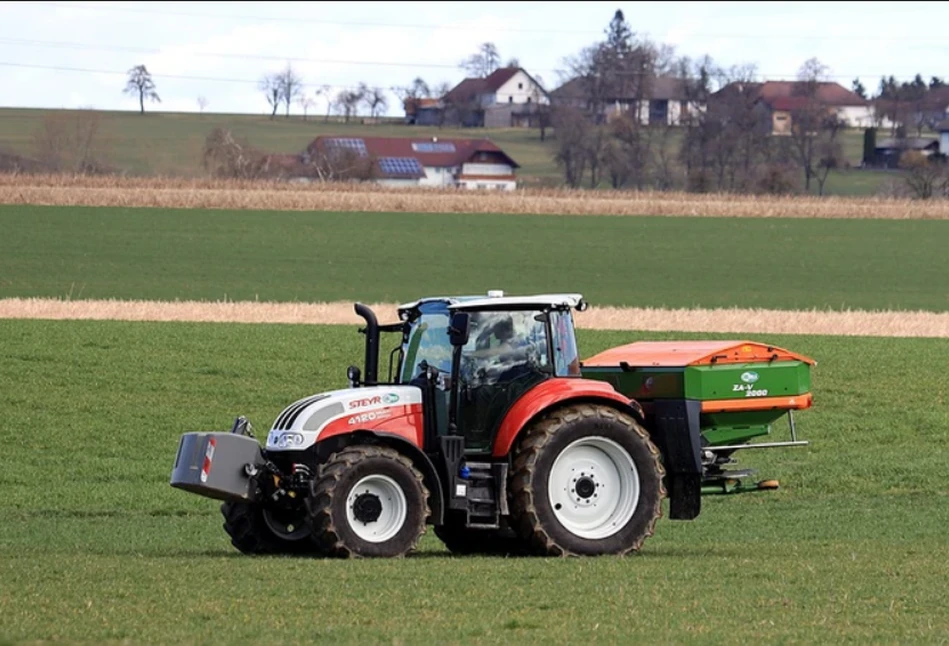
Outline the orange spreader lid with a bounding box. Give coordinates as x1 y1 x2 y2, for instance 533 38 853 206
583 340 816 368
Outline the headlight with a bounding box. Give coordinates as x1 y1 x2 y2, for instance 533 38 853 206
269 432 305 449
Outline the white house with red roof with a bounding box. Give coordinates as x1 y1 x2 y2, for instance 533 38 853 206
302 135 521 190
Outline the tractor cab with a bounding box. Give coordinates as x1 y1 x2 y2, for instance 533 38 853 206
393 291 587 455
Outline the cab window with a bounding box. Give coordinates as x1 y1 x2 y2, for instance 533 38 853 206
460 310 549 387
551 310 581 377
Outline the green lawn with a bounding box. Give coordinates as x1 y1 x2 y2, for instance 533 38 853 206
2 205 948 312
0 319 947 643
0 107 885 193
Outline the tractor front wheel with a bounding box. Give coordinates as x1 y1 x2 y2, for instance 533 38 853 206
221 501 320 555
510 403 665 557
306 445 429 558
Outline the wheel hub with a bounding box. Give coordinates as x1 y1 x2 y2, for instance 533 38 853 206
574 476 597 499
352 493 383 524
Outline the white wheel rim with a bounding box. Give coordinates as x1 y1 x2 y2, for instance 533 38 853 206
345 474 408 543
547 436 641 540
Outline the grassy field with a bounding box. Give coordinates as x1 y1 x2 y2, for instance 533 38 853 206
0 319 947 643
2 204 948 312
0 107 895 195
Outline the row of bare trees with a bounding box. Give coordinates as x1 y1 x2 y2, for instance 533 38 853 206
258 64 389 122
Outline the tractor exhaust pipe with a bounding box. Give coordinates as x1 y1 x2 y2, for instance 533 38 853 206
354 303 379 385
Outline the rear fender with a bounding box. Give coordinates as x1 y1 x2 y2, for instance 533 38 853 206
315 430 445 526
492 378 644 458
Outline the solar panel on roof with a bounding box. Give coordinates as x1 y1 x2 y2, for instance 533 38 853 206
411 142 456 153
325 137 367 156
378 157 424 175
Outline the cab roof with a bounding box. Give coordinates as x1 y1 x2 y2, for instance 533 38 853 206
397 292 585 313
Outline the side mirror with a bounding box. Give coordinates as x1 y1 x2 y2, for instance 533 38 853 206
448 312 471 347
347 365 361 388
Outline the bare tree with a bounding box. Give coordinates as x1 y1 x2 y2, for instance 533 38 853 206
787 57 844 195
315 84 333 122
506 57 521 68
392 77 431 102
899 151 949 199
306 147 377 182
259 73 281 119
460 42 501 78
275 64 303 118
33 109 110 173
362 86 389 119
123 65 160 114
337 86 365 123
202 128 267 179
197 95 209 113
298 96 315 121
528 76 551 141
551 106 591 187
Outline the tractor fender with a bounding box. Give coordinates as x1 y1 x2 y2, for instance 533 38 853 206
491 378 645 458
315 430 445 526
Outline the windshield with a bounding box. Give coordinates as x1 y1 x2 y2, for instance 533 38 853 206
399 304 453 383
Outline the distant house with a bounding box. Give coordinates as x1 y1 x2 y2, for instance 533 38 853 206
712 81 874 134
300 135 520 190
870 136 939 168
403 98 444 126
404 67 550 128
549 75 706 126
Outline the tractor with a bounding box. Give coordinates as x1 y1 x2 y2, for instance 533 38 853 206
171 292 815 558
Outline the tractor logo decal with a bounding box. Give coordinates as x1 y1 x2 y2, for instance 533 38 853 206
382 393 400 404
349 395 382 410
740 371 760 384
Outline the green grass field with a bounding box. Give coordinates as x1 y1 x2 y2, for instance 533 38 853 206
1 319 947 643
2 204 948 312
0 107 893 195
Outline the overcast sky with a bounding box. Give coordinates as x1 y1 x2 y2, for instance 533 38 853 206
1 1 946 117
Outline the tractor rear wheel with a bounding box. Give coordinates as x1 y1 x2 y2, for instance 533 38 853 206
510 403 665 557
306 445 429 558
221 501 320 555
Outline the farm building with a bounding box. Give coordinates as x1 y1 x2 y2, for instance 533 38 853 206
300 135 521 190
711 80 877 134
550 75 706 126
403 67 550 128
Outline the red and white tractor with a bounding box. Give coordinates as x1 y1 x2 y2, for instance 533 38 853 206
171 291 813 558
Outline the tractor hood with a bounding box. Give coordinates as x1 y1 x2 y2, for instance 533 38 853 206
264 385 423 452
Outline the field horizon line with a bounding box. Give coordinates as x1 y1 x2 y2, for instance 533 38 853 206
1 297 946 338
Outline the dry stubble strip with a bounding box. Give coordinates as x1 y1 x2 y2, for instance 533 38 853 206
0 298 946 338
1 174 947 220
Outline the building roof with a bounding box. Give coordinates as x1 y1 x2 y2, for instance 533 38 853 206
443 67 548 105
714 80 868 108
875 137 939 151
304 135 520 179
550 75 691 102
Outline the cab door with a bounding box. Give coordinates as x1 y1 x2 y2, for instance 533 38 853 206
453 309 553 453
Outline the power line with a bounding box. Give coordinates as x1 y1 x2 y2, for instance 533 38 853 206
22 1 604 35
0 37 934 84
21 1 949 44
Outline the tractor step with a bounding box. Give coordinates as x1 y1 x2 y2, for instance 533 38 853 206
462 462 508 530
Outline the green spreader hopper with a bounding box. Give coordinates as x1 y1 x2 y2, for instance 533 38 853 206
580 340 816 495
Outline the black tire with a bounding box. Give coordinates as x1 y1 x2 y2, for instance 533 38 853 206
306 445 430 558
434 512 530 557
510 403 666 557
221 500 320 556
